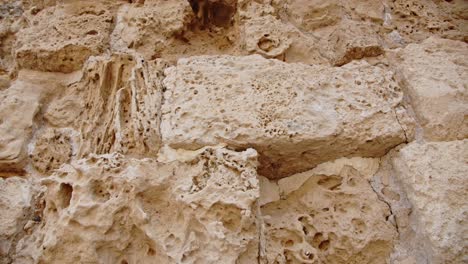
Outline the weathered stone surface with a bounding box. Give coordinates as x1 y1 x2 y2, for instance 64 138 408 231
0 1 467 263
0 177 39 264
161 55 411 178
0 70 70 174
396 37 468 141
14 147 260 263
260 157 397 263
392 140 468 264
43 53 165 159
14 1 116 73
386 0 468 43
30 129 72 174
111 0 194 57
327 20 383 66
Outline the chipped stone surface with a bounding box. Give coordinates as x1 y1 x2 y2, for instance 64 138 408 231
0 1 467 263
327 20 383 66
0 70 70 174
161 55 410 178
396 37 468 141
30 128 72 174
261 158 397 263
111 0 194 57
392 140 468 264
13 147 260 263
14 1 116 73
0 177 39 264
44 53 165 159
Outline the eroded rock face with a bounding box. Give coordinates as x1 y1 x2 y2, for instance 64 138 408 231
260 158 397 263
111 0 194 57
161 55 411 178
43 53 165 160
395 37 468 141
14 1 116 73
392 140 468 264
0 70 71 174
0 0 467 263
0 177 39 264
14 147 260 264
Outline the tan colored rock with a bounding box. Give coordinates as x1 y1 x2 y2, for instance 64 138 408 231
261 158 397 263
44 53 165 158
111 0 194 57
280 0 344 32
161 55 411 178
387 0 468 43
396 37 468 141
0 0 24 76
242 14 293 58
278 157 380 196
327 20 383 66
0 70 70 174
0 177 39 264
14 1 117 73
30 129 72 174
14 147 260 263
239 2 327 64
392 140 468 264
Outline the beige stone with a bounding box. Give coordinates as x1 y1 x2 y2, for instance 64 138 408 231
30 129 72 174
14 1 117 73
161 55 411 178
392 140 468 264
44 53 165 159
396 37 468 141
111 0 194 57
242 14 293 58
14 147 260 263
0 1 467 263
0 177 39 264
327 20 383 66
0 70 71 174
261 159 397 263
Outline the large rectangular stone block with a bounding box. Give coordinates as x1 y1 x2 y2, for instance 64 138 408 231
161 55 411 178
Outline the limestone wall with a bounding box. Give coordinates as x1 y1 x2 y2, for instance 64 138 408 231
0 1 466 263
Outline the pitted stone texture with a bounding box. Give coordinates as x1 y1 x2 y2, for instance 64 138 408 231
386 0 468 43
14 1 116 73
0 177 39 264
327 20 383 66
30 128 72 174
44 53 165 158
261 158 397 263
242 14 293 58
161 55 411 178
239 1 327 64
0 70 68 174
14 147 260 264
396 37 468 141
111 0 194 57
392 140 468 264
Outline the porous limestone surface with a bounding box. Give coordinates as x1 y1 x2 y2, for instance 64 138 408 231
14 1 117 73
42 53 165 162
13 147 260 264
0 0 467 263
392 140 468 264
0 177 39 264
260 157 397 263
161 55 410 178
396 37 468 141
0 70 73 174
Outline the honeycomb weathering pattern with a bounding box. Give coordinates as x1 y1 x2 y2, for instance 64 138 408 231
0 0 467 263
